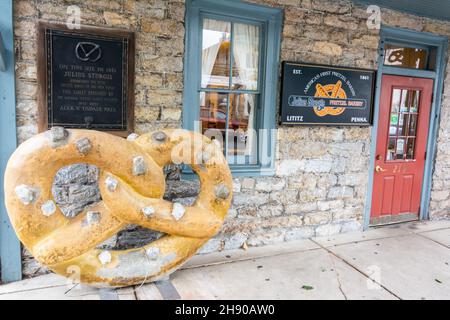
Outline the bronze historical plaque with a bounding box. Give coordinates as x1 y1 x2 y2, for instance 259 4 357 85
37 22 135 136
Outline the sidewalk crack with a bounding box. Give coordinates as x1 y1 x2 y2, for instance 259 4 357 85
329 254 348 300
416 232 450 250
310 239 401 300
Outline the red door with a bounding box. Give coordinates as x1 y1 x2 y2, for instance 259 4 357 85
371 75 433 225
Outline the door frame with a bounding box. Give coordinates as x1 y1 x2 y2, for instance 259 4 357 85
364 26 448 230
0 0 21 282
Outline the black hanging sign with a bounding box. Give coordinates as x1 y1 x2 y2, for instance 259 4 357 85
280 62 375 126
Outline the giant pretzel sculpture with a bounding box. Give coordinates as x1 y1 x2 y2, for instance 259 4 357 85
4 128 232 287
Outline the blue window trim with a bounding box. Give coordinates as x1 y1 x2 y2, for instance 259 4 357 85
363 25 448 230
0 0 22 283
183 0 283 177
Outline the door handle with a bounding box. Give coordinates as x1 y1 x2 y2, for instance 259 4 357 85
375 165 387 173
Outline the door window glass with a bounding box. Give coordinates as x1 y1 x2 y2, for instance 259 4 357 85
387 88 421 161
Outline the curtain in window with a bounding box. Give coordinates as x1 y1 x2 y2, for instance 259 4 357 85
233 23 259 158
201 19 230 89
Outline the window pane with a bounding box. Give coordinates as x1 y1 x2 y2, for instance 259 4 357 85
398 113 408 136
387 138 396 161
406 138 416 160
390 113 399 136
226 94 257 159
400 89 409 112
410 90 420 113
391 89 401 112
232 23 260 91
409 114 418 136
200 91 228 152
201 19 231 89
384 44 428 69
396 138 406 159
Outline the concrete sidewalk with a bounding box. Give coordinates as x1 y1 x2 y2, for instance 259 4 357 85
1 220 450 300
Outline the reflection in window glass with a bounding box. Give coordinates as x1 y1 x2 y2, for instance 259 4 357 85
398 114 408 136
406 138 415 160
227 94 256 158
400 89 409 112
391 89 401 112
409 115 418 136
410 90 420 112
387 138 396 161
199 92 228 152
384 44 428 70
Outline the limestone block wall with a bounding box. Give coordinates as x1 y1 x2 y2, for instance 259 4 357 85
430 68 450 219
12 0 450 278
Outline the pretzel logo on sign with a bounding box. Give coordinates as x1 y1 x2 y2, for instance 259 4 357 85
313 80 347 117
4 128 232 287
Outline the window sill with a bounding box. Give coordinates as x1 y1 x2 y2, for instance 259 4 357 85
181 165 275 179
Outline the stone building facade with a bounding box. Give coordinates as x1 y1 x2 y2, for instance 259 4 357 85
11 0 450 277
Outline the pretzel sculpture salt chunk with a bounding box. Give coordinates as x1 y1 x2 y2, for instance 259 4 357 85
4 128 233 287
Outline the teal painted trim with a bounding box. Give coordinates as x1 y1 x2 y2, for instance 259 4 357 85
183 0 201 133
382 66 436 79
382 26 448 47
200 87 261 94
0 33 6 71
189 0 284 20
363 38 385 230
183 0 283 177
363 25 448 230
420 37 448 221
181 167 276 180
0 0 22 282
